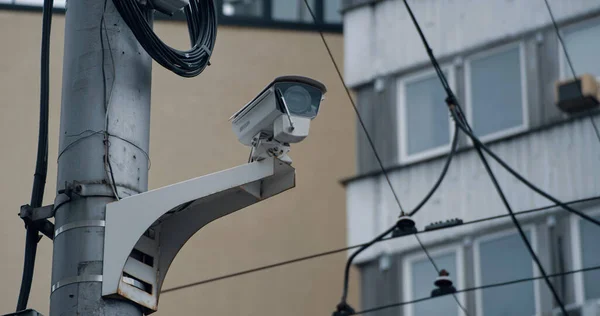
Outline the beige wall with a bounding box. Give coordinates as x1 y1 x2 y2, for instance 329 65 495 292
0 10 359 315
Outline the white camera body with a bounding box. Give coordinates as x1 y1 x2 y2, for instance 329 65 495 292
230 76 327 163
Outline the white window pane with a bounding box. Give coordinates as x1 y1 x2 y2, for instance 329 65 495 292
470 46 523 138
479 232 535 316
411 253 458 316
580 215 600 300
563 22 600 78
222 0 263 17
273 0 314 23
324 0 342 23
13 0 42 5
405 73 450 155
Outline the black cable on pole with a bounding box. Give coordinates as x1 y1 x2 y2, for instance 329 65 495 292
160 195 600 294
16 0 53 310
542 0 600 143
300 0 406 214
401 1 568 314
353 264 600 315
111 0 217 77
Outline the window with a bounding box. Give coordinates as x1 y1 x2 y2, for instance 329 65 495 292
324 0 342 24
465 43 528 141
272 0 314 23
216 0 342 32
222 0 264 18
561 19 600 79
474 228 539 316
397 68 455 162
2 0 65 7
571 211 600 304
0 0 342 32
402 246 465 316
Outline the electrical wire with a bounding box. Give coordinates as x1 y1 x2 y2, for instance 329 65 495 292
57 131 105 161
455 106 568 316
353 264 600 315
61 130 151 170
409 123 459 216
401 1 568 314
542 0 600 143
300 0 405 214
101 0 121 200
300 1 470 313
453 116 600 228
413 233 469 315
160 194 600 294
16 0 53 309
111 0 217 77
338 126 460 305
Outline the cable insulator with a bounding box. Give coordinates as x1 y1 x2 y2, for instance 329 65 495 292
392 215 417 237
431 269 457 297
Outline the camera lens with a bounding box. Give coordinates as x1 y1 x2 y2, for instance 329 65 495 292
283 85 312 115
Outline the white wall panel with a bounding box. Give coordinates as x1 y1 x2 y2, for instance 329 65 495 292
344 0 600 86
347 117 600 263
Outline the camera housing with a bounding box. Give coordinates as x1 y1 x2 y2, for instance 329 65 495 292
230 76 327 163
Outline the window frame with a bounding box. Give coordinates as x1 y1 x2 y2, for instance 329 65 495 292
401 243 466 316
464 41 529 143
216 0 343 33
558 16 600 81
569 207 600 305
473 225 541 316
397 66 457 164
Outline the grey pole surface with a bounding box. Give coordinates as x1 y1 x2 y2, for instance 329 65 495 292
51 0 151 313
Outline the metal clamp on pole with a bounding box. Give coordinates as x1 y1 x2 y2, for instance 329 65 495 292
19 205 56 240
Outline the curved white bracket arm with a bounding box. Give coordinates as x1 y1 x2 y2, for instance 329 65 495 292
102 157 295 313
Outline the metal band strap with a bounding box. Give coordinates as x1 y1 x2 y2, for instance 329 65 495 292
54 220 106 238
51 275 103 293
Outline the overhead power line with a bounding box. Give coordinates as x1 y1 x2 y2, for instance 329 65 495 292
161 195 600 294
354 264 600 315
298 0 406 214
401 0 569 314
300 1 468 314
542 0 600 143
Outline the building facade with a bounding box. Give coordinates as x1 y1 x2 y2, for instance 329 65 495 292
0 1 358 315
342 0 600 315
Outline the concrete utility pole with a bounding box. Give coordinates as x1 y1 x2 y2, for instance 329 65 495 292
51 0 151 313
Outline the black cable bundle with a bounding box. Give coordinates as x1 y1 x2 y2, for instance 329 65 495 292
112 0 217 77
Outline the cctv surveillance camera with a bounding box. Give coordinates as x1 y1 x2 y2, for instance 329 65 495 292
230 75 327 164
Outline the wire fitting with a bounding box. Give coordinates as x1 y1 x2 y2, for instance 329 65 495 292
392 214 417 238
431 269 457 297
445 95 458 109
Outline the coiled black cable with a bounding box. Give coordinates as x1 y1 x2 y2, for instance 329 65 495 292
112 0 217 77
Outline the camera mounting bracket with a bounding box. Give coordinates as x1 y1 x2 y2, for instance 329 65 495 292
101 157 295 313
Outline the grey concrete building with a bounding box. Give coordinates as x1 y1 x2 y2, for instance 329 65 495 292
341 0 600 315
